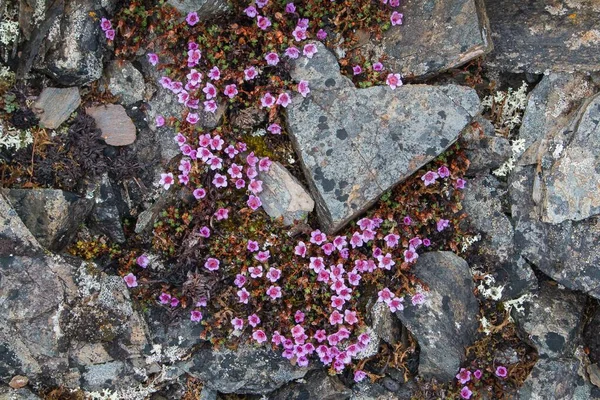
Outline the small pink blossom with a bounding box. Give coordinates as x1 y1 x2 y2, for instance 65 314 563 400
256 15 271 30
204 257 220 271
155 115 165 127
255 250 270 263
354 370 367 382
247 240 259 252
204 100 218 113
437 219 450 232
256 0 268 8
232 317 244 330
386 73 403 89
388 297 404 312
237 288 250 303
136 254 149 268
456 178 466 189
170 297 179 307
423 238 431 247
258 157 272 171
159 173 174 190
303 43 318 58
100 18 112 31
373 62 383 71
235 179 246 189
123 273 137 288
247 195 262 211
317 29 327 40
438 165 450 178
384 233 400 248
159 292 171 304
285 46 300 59
460 387 472 399
265 52 280 66
249 266 263 279
329 310 343 325
266 267 281 282
244 5 257 17
285 2 296 13
203 82 217 99
456 368 471 384
105 29 115 40
411 292 426 306
404 248 419 263
294 310 305 323
390 11 403 26
215 208 229 220
292 26 307 41
186 11 199 26
352 65 362 75
224 84 238 99
409 237 423 249
199 226 210 238
378 253 395 270
212 173 227 188
297 80 310 97
421 170 439 186
310 230 327 245
190 310 203 322
266 285 282 300
295 241 307 257
474 369 482 380
234 274 247 288
147 53 159 66
350 231 364 248
378 288 394 304
314 330 327 342
261 92 276 108
253 329 267 343
276 92 291 107
244 66 258 80
248 314 261 327
495 366 508 378
208 66 220 80
344 310 358 325
193 188 207 199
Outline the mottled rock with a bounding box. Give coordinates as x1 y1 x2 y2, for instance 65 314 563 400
33 87 81 129
351 381 412 400
0 387 41 400
485 0 600 73
462 175 537 299
395 252 478 382
81 361 126 391
35 0 105 85
167 0 230 18
88 174 126 243
512 282 585 359
103 60 145 106
258 162 315 225
509 83 600 298
461 116 511 174
368 301 401 346
379 0 492 78
0 194 42 257
287 43 480 233
518 358 593 400
199 387 218 400
183 345 307 394
2 189 93 252
87 104 137 146
584 308 600 365
270 370 351 400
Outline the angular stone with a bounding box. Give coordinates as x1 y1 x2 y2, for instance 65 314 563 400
183 345 307 394
0 387 42 400
103 60 145 106
512 282 586 359
167 0 230 18
395 252 478 382
0 194 42 257
87 104 137 146
379 0 493 78
33 87 81 129
270 370 351 400
258 162 315 225
461 116 511 175
2 189 93 252
484 0 600 73
88 174 126 243
518 358 594 400
351 382 401 400
287 43 480 233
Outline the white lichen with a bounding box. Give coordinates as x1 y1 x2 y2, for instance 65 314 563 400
473 271 505 301
503 292 535 321
493 138 526 177
461 234 480 253
482 81 528 134
0 127 34 152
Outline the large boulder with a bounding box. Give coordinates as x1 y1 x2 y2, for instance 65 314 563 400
395 252 479 382
287 42 480 233
379 0 493 78
484 0 600 73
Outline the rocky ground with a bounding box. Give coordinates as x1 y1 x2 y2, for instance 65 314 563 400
0 0 599 399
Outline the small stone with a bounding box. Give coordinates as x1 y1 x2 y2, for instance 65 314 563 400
87 104 137 146
33 87 81 129
9 375 29 389
381 377 400 392
103 60 145 106
270 370 351 400
462 116 511 174
258 162 315 225
167 0 230 18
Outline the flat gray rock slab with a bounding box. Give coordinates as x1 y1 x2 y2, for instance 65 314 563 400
103 60 145 106
33 87 81 129
167 0 230 18
87 104 136 146
484 0 600 73
396 252 479 382
287 43 480 233
380 0 493 78
258 162 314 225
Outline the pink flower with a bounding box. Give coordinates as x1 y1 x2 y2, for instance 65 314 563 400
208 66 220 80
210 135 224 150
421 170 439 186
248 314 261 327
423 238 431 247
474 369 482 380
297 80 310 97
309 257 325 272
235 179 246 189
310 230 327 245
159 292 171 304
314 330 327 342
276 92 291 107
155 115 165 127
388 297 404 312
186 112 199 124
212 173 227 188
204 257 220 271
297 356 309 367
224 84 238 99
409 237 423 249
266 285 282 300
378 253 395 270
255 250 270 263
187 69 202 83
495 366 508 378
344 310 358 325
224 145 238 159
329 310 343 325
159 173 174 190
247 195 262 211
234 274 247 287
244 5 257 17
436 219 450 232
322 243 335 255
352 65 362 75
186 11 199 26
292 26 307 41
384 233 400 248
358 333 371 345
295 241 307 257
456 178 466 189
249 266 263 278
228 163 243 179
208 155 223 170
331 295 345 310
170 297 179 307
261 92 276 108
390 0 400 6
190 310 203 322
247 240 259 252
136 254 149 268
253 329 268 343
244 66 258 80
386 73 403 89
404 248 419 263
411 292 426 306
460 387 472 399
378 288 394 304
258 157 272 171
303 43 318 58
438 165 450 178
204 100 218 114
317 29 327 40
256 0 268 8
285 46 300 59
232 317 244 330
215 208 229 220
354 370 367 382
203 82 217 99
285 2 296 13
159 76 172 88
257 15 272 30
147 53 159 66
265 52 280 66
193 188 206 199
237 288 250 303
105 29 115 40
294 310 305 323
390 11 403 26
456 368 471 384
373 62 383 71
199 226 210 238
266 267 281 282
100 18 112 31
350 232 364 248
123 273 137 288
267 123 281 134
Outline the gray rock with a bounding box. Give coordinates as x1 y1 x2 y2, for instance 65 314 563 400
462 175 537 299
518 358 592 400
395 252 478 382
258 162 315 225
379 0 493 78
88 174 126 243
35 0 104 85
368 301 401 346
287 43 480 233
81 361 125 391
32 87 81 129
509 83 600 298
87 104 137 146
270 369 351 400
0 387 42 400
484 0 600 73
350 382 403 400
513 282 585 359
0 194 42 257
167 0 230 18
199 387 218 400
2 189 93 252
183 345 307 394
103 60 145 106
462 116 511 174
